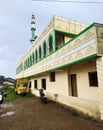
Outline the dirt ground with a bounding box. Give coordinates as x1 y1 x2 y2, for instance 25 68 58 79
0 96 103 130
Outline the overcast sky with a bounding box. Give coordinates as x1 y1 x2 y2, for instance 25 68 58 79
0 0 103 78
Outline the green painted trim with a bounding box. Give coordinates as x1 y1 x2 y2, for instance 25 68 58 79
54 29 76 36
45 23 94 56
66 23 94 45
53 53 97 71
24 53 97 79
53 23 95 52
16 23 95 73
79 23 94 36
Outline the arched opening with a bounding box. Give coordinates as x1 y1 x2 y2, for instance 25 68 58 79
49 35 53 54
39 46 41 60
43 42 46 58
32 52 34 64
24 61 26 70
28 58 30 67
30 55 32 66
26 59 28 69
56 32 64 50
35 50 38 63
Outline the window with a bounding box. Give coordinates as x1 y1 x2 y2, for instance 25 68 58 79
88 71 98 87
26 59 28 69
34 80 38 89
29 81 31 88
49 36 53 54
18 83 27 87
70 74 78 97
43 42 46 58
30 56 32 66
56 32 64 50
32 53 34 64
41 79 46 90
35 50 38 63
39 46 41 60
24 61 26 70
28 58 30 67
50 72 55 82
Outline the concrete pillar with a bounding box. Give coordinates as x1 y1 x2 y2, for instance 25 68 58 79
96 56 103 120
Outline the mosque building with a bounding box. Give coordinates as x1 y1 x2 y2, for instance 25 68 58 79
16 14 103 120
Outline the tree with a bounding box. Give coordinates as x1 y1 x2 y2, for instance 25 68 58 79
0 75 5 82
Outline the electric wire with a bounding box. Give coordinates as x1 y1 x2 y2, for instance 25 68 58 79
31 0 103 4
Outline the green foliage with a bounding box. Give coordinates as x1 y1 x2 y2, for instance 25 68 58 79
0 85 33 102
0 85 19 102
70 108 80 117
84 113 92 120
26 91 33 97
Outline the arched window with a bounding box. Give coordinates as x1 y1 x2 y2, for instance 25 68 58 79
35 49 38 63
56 32 64 50
26 59 28 69
49 35 53 54
30 55 32 66
32 52 34 64
39 46 41 60
24 61 26 70
24 61 25 70
28 57 30 67
43 41 46 58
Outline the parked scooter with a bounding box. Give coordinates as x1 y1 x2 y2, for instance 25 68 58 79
39 89 48 104
1 90 7 97
0 90 7 107
0 93 3 107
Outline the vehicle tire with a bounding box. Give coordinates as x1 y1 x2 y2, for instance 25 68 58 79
15 91 18 95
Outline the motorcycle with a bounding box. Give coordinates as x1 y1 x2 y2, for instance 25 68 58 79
39 89 48 104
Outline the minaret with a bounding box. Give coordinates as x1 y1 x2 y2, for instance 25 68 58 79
30 14 36 44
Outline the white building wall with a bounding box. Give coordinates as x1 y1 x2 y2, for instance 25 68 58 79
46 92 100 118
96 56 103 120
46 70 69 96
70 58 100 101
30 58 100 118
30 70 69 96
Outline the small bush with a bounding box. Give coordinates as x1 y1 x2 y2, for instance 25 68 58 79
26 92 33 97
84 114 92 120
70 108 80 117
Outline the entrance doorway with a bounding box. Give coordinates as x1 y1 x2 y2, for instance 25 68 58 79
70 74 78 97
41 79 46 90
